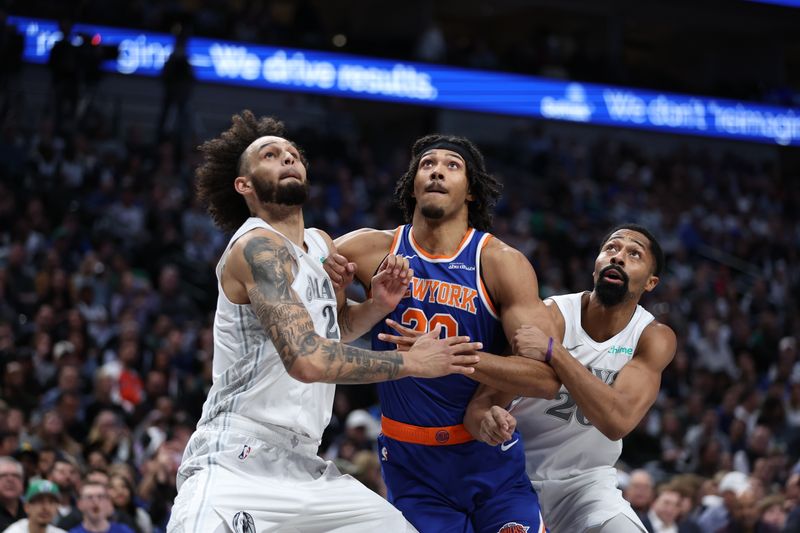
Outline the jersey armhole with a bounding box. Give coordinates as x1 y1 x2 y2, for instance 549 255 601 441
366 225 405 296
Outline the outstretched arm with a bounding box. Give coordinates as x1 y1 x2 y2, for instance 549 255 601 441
225 228 481 384
472 240 562 398
513 321 676 440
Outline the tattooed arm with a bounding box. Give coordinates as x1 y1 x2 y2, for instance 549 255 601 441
221 228 481 384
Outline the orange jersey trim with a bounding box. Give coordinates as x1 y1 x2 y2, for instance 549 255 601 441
409 227 475 261
389 225 404 254
381 415 475 446
477 234 500 318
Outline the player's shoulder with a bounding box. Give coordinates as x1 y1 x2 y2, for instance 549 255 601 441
480 234 529 266
637 319 677 362
333 227 397 251
230 226 285 249
333 228 397 259
641 319 676 344
480 235 535 280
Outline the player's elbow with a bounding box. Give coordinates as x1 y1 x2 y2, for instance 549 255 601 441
598 419 633 441
539 378 560 400
287 359 323 383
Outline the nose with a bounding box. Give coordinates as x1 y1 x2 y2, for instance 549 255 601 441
610 253 624 267
282 151 295 165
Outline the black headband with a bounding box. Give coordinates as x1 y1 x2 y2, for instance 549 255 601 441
418 141 478 170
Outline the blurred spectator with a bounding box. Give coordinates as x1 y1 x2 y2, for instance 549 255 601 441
156 29 194 169
47 19 82 133
46 457 79 525
4 478 65 533
108 473 151 533
0 457 25 529
642 484 683 533
70 481 134 533
625 469 656 517
697 471 751 532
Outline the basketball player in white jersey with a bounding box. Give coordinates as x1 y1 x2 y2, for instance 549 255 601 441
464 223 677 533
167 111 483 533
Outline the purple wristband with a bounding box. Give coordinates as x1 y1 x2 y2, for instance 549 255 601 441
545 337 554 363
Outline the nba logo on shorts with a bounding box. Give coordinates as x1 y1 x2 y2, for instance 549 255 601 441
238 444 251 461
497 522 529 533
232 511 255 533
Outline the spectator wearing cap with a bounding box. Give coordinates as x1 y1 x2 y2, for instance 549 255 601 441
697 471 751 532
3 479 66 532
323 409 379 462
0 457 25 530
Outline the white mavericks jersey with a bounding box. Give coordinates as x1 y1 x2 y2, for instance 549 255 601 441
513 291 654 481
195 217 339 445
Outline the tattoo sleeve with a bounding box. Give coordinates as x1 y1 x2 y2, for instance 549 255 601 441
337 302 355 337
244 236 404 383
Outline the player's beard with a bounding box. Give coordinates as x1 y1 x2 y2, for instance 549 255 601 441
253 178 309 206
419 204 445 220
594 265 630 307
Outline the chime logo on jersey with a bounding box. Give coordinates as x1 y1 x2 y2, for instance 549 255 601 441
607 345 634 357
305 275 335 302
237 444 251 461
404 277 479 314
497 522 529 533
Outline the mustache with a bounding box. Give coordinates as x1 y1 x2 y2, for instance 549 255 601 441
425 183 447 193
599 264 629 283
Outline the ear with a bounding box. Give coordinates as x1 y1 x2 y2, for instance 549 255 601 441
234 176 250 195
466 189 475 202
643 274 659 293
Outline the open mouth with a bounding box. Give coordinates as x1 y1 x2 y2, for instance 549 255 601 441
425 186 447 194
601 267 626 284
279 171 301 181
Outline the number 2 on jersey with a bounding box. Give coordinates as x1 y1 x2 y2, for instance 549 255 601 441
400 307 458 337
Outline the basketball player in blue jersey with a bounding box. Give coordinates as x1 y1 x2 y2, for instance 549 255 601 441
324 134 560 533
168 112 484 533
464 224 677 533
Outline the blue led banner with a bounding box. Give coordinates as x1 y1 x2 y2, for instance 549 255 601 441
10 16 800 146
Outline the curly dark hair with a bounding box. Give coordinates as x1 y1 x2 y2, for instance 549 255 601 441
393 134 502 232
195 110 308 232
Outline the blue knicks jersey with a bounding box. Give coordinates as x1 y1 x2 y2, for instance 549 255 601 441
372 225 505 427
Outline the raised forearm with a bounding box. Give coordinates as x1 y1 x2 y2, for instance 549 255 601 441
471 353 560 398
252 295 407 384
548 343 628 439
464 389 493 438
337 299 392 343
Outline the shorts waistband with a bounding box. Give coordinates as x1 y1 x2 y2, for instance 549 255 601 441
200 413 320 455
381 415 475 446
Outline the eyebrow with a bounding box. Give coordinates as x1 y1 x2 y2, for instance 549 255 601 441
421 150 465 163
257 142 277 154
608 236 647 250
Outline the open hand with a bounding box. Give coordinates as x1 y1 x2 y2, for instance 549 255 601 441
377 318 423 351
371 255 413 313
406 324 482 378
